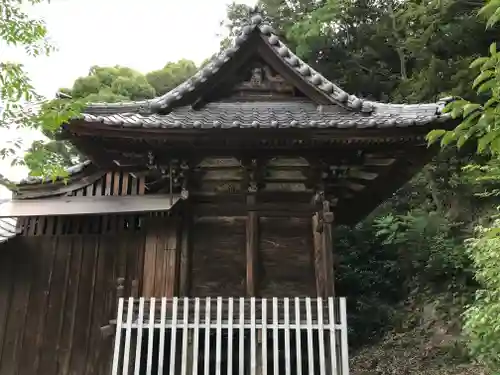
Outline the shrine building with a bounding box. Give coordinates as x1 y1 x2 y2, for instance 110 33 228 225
0 13 454 375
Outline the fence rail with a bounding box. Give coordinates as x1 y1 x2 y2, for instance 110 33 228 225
111 297 349 375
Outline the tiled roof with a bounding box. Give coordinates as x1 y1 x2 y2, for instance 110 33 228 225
18 160 92 185
0 201 17 243
81 100 451 129
78 14 454 130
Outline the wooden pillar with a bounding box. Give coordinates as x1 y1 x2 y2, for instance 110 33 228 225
322 201 335 297
246 194 259 296
312 196 335 298
179 205 192 296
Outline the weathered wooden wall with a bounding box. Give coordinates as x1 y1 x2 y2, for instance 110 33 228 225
259 217 316 297
0 232 144 375
191 217 246 297
142 216 180 298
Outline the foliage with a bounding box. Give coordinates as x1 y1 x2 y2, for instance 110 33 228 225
146 60 197 96
219 2 500 370
463 220 500 370
415 0 500 371
22 59 198 175
0 0 200 180
425 0 500 156
226 0 497 103
0 0 85 181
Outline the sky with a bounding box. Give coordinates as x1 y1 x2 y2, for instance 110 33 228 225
0 0 257 198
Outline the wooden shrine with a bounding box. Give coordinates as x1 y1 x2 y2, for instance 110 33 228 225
0 13 455 375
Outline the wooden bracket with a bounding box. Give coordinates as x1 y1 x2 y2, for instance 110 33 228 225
241 157 266 193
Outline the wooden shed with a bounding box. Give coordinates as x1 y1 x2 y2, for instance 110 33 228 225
0 13 455 375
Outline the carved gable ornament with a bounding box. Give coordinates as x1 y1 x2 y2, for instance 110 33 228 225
233 63 295 96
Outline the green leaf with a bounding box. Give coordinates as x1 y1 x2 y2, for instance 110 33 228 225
491 42 497 55
440 131 456 147
477 130 500 153
426 129 447 145
473 70 495 89
484 97 498 109
464 103 482 117
470 56 490 69
477 78 498 94
457 134 469 149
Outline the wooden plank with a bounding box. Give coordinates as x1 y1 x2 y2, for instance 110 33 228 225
284 298 291 375
94 178 104 197
317 298 327 375
133 297 145 375
339 298 349 375
70 235 98 374
305 298 315 375
272 298 278 375
0 241 30 375
38 235 72 375
138 177 145 195
204 298 211 375
328 298 338 375
35 217 46 236
105 173 113 196
0 244 14 371
169 298 179 375
249 297 256 375
121 174 130 196
135 233 145 299
13 241 34 374
86 235 108 375
246 195 258 296
130 175 138 196
0 194 181 217
122 297 134 375
111 298 124 375
226 298 233 375
86 180 96 196
146 298 155 375
154 232 167 297
238 298 244 375
113 172 121 196
59 235 84 375
142 219 159 297
96 233 117 375
18 239 54 375
261 298 268 375
165 220 179 297
26 217 37 236
180 298 190 375
294 298 302 375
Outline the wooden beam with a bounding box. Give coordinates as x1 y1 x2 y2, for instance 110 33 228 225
246 194 259 296
193 202 317 217
0 194 181 217
347 170 378 180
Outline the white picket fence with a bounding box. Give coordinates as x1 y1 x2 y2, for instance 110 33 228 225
111 297 349 375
